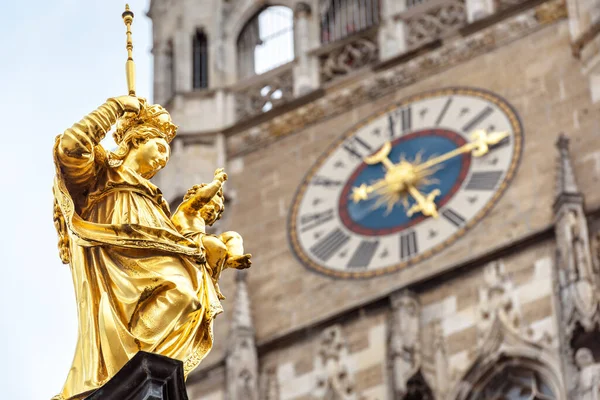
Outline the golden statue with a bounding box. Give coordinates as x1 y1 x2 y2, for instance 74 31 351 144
51 6 251 399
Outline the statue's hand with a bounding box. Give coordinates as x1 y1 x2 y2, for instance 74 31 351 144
214 168 228 184
113 95 143 114
195 248 207 265
227 254 252 270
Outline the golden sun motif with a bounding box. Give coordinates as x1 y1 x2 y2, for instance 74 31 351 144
365 152 441 216
351 130 508 219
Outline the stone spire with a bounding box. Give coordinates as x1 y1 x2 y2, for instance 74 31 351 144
226 270 258 400
552 135 599 397
554 134 582 212
231 270 254 332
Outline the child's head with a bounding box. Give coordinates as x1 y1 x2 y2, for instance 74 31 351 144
183 184 225 225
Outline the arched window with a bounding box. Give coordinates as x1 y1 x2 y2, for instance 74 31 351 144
165 39 175 98
236 6 294 79
192 30 209 89
469 366 556 400
320 0 381 44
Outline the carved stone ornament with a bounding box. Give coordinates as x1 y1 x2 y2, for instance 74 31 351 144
554 135 600 335
404 0 468 48
477 260 524 346
575 347 600 400
234 65 294 121
559 210 600 332
452 312 562 398
313 325 357 400
450 261 563 399
420 320 449 398
320 37 379 82
389 291 422 397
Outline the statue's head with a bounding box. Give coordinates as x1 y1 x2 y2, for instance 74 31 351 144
183 184 225 226
575 347 595 369
111 103 178 178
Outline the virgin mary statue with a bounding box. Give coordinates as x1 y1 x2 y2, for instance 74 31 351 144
52 96 227 399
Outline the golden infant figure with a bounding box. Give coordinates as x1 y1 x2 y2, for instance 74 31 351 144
172 168 252 299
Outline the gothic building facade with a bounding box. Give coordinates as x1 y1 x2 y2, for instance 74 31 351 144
147 0 600 398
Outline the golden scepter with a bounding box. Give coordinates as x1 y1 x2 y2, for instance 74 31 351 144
122 4 136 96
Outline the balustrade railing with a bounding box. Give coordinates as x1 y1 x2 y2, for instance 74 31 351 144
319 0 381 44
232 62 295 121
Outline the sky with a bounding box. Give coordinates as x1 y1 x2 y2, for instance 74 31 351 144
0 1 153 398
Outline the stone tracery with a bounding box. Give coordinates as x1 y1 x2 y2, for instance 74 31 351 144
313 325 357 400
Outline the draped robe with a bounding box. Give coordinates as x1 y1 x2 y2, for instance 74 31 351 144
52 100 222 399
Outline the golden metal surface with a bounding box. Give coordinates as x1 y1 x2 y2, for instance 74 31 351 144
122 4 136 96
51 7 250 400
351 130 508 217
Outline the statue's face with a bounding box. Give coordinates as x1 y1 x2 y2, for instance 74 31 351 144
576 348 594 368
134 137 170 178
201 196 224 225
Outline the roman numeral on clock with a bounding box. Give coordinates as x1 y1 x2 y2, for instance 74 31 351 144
400 230 419 260
347 240 380 268
465 171 504 191
462 106 493 133
388 107 412 137
300 209 334 232
310 228 350 262
435 97 453 126
343 136 373 161
312 176 343 187
441 208 466 227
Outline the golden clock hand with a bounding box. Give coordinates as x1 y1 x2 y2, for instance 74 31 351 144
364 141 395 170
351 142 396 203
350 180 388 203
414 130 508 173
406 185 441 218
351 184 370 203
350 157 418 205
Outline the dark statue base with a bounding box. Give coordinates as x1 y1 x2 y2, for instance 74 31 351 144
84 351 189 400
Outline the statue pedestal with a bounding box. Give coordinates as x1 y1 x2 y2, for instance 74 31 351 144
85 351 189 400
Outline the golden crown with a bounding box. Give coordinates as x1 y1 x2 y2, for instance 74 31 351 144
114 103 178 145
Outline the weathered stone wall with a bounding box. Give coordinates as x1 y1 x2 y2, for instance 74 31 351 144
181 14 600 400
186 365 226 400
154 139 221 205
258 309 389 400
222 20 597 348
187 240 559 399
418 239 558 390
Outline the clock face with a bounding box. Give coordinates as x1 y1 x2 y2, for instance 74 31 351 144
289 87 523 279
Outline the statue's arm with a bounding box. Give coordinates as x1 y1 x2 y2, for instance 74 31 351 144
56 97 137 188
177 180 223 214
180 169 228 213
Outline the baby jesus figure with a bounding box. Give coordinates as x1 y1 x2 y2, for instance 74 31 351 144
172 168 252 298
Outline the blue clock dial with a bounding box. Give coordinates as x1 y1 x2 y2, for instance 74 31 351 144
340 130 470 235
289 88 523 279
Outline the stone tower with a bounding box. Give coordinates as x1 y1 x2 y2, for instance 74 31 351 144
148 0 600 398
